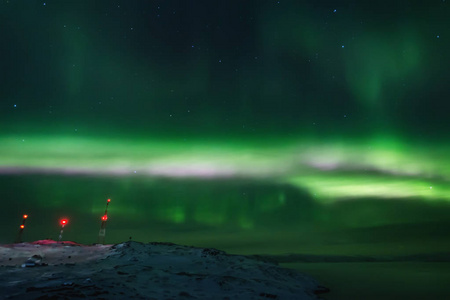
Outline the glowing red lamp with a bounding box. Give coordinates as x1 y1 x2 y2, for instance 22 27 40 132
16 214 28 243
58 218 69 242
107 199 111 203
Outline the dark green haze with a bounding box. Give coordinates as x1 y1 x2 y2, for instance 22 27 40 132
1 1 449 256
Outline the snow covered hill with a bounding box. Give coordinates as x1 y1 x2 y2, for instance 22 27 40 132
0 241 328 299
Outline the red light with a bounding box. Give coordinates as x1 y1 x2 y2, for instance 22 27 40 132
107 199 111 202
23 214 28 219
101 215 108 221
20 225 25 229
60 219 68 225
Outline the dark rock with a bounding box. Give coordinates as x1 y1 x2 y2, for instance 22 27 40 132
35 295 60 300
259 292 278 298
314 285 330 294
22 254 44 267
179 291 193 297
26 286 44 292
201 248 224 257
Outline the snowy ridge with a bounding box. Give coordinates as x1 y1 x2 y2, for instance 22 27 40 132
0 241 327 299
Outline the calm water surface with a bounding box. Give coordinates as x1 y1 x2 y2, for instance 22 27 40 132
282 262 450 300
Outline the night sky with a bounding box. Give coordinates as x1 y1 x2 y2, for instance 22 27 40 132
1 0 449 256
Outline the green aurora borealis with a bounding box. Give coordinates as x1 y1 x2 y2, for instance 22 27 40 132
1 1 450 256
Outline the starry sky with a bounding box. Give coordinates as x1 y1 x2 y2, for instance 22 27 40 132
1 0 449 255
